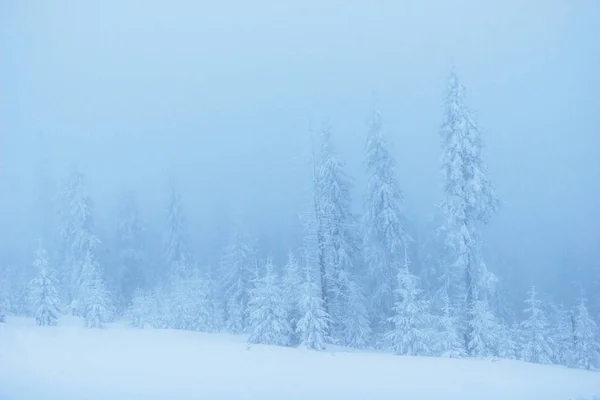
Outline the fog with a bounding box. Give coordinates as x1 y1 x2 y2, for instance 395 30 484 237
1 1 599 300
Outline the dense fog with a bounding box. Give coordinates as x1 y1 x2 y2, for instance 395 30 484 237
1 0 599 372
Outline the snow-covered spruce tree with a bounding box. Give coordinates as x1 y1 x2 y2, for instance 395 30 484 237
247 257 292 346
297 254 331 351
220 227 257 333
435 289 466 358
282 251 302 344
114 190 146 313
82 251 112 328
166 268 211 332
29 246 61 326
573 297 600 370
520 286 553 364
205 264 225 332
386 251 432 356
551 304 576 366
126 289 155 329
496 322 519 360
439 68 499 354
164 179 191 279
467 297 500 357
316 122 362 340
338 270 372 348
362 109 408 334
58 168 101 312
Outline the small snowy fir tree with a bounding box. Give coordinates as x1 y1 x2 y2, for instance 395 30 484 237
282 251 302 344
467 297 500 357
58 169 101 310
205 264 225 332
338 271 372 348
436 289 466 358
82 251 112 329
220 227 256 333
114 190 146 313
551 304 575 366
496 322 519 360
572 297 600 370
29 246 61 326
247 257 292 346
84 276 112 329
520 286 553 364
165 268 210 332
386 251 431 356
362 109 408 333
164 179 191 278
126 289 155 329
297 259 331 351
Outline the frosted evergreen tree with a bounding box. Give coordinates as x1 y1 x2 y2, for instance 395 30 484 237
247 257 292 346
58 169 101 310
282 251 302 343
439 68 499 354
126 289 155 329
83 253 112 329
338 270 372 348
29 246 61 326
164 179 191 279
0 273 7 322
297 257 331 351
551 304 576 366
114 190 146 312
166 268 211 332
362 109 408 332
386 251 431 355
205 264 225 332
220 227 256 333
573 297 600 370
496 322 519 360
467 297 500 357
520 286 553 364
436 289 466 358
316 122 361 336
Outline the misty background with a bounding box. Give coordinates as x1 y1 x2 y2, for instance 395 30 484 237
1 1 599 304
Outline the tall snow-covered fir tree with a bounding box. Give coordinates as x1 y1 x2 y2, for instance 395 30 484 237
316 122 363 339
29 245 61 326
114 190 146 313
247 257 292 346
520 286 553 364
362 109 408 333
58 169 101 310
439 68 499 354
572 296 599 370
220 227 257 333
164 179 191 279
386 250 431 355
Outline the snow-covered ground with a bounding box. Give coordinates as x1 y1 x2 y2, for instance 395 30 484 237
1 317 599 400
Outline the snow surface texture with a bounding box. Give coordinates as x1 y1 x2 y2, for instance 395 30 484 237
1 317 599 400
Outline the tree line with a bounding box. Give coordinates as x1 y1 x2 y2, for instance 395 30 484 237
1 68 598 371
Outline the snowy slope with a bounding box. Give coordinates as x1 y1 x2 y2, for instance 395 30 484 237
1 316 599 400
